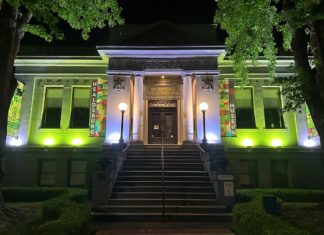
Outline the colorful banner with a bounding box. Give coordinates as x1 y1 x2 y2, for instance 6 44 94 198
89 79 107 137
305 104 318 139
219 79 236 137
7 81 24 138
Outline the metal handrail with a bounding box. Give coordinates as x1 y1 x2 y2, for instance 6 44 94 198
161 133 165 218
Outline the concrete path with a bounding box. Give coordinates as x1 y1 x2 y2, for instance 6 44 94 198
95 221 234 235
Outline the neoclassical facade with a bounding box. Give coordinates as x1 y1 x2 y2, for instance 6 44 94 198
3 21 323 190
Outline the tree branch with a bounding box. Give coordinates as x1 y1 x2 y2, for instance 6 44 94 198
16 6 32 40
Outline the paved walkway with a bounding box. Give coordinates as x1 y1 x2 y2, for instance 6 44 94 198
95 222 234 235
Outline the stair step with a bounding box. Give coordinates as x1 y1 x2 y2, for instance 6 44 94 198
108 198 220 206
113 186 215 193
92 212 232 222
122 166 204 171
115 181 213 187
116 176 210 181
111 192 216 199
118 170 208 176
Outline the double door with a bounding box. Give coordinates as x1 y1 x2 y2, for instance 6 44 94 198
148 101 177 144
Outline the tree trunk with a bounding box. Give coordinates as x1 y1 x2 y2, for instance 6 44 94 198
0 0 31 222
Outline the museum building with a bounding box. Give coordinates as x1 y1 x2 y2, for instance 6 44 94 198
4 21 323 191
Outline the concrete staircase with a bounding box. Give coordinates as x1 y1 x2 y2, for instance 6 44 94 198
97 147 232 221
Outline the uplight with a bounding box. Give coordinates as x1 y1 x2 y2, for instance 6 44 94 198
10 138 22 146
72 138 83 146
206 133 218 143
271 139 282 147
242 139 254 147
43 138 55 146
304 139 316 147
108 133 120 143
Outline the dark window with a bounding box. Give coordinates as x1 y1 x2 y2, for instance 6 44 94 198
239 160 258 188
69 160 87 186
39 160 56 186
235 87 255 128
41 87 63 128
70 87 90 128
263 87 285 129
271 160 288 188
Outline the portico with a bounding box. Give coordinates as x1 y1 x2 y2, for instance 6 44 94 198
97 46 225 145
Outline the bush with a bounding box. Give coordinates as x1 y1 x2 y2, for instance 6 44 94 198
3 187 68 202
232 189 324 235
2 187 90 235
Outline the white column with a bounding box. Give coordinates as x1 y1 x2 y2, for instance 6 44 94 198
132 75 144 141
183 75 194 142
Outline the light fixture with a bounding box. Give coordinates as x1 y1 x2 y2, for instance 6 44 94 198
199 102 209 112
10 138 22 146
271 139 282 147
118 102 128 112
199 102 208 144
304 139 315 147
206 133 217 144
72 138 83 146
161 75 165 79
242 139 254 147
119 102 128 143
43 138 55 146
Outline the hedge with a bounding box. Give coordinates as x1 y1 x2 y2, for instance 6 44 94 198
233 189 324 235
2 187 90 235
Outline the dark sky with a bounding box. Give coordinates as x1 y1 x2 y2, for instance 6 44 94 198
21 0 217 47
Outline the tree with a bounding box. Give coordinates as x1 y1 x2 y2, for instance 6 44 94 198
0 0 123 222
215 0 324 146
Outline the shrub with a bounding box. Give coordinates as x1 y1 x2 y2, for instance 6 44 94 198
3 187 68 202
232 189 324 235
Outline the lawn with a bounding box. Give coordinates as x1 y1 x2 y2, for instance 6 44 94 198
282 202 324 235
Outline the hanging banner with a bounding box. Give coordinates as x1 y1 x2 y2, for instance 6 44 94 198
89 79 107 137
7 81 24 138
219 79 236 137
305 104 318 139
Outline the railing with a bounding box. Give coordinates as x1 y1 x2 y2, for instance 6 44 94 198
161 135 165 218
114 135 131 185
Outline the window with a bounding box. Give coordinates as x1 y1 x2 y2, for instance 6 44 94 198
70 87 90 128
69 160 87 186
263 87 285 129
41 87 63 128
239 160 258 188
235 87 255 128
39 160 56 186
271 160 288 188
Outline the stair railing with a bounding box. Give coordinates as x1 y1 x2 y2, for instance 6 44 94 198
161 134 165 218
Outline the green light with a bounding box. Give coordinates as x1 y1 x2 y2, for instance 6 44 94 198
43 138 55 146
241 138 254 147
72 138 83 146
271 139 282 147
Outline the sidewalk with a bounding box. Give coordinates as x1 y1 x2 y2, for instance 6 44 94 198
94 221 234 235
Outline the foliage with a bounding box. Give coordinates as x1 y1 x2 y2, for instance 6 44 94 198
214 0 323 112
2 187 90 235
1 0 124 41
2 187 87 203
232 188 324 235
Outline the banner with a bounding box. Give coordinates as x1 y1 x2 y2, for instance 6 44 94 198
89 79 107 137
305 104 318 139
219 79 236 137
7 81 24 138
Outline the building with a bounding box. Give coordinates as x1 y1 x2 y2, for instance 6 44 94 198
4 21 323 190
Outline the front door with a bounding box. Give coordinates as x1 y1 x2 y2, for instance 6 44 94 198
148 101 177 144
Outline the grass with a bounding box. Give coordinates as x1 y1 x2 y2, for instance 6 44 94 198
281 202 324 235
0 202 43 235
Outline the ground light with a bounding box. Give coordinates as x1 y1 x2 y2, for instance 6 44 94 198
10 138 22 146
271 139 282 147
241 138 254 147
304 139 316 147
43 138 55 146
72 138 83 146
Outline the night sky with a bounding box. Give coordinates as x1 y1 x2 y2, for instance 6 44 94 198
21 0 217 48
